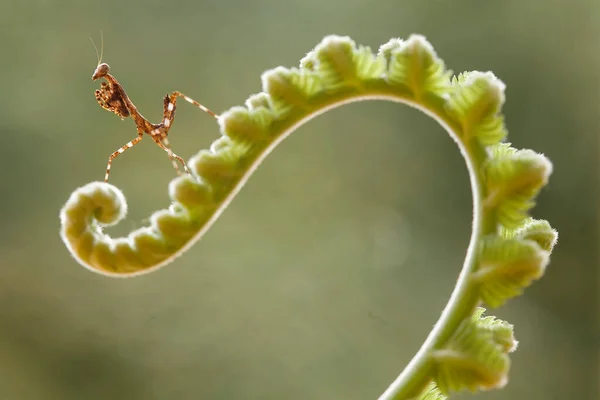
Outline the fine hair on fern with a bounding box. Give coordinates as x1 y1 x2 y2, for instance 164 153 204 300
59 34 558 399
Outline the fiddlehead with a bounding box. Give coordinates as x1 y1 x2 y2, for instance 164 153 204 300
59 35 557 399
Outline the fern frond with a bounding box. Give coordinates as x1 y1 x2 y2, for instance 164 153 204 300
60 34 557 400
313 35 362 91
483 144 553 229
262 67 322 114
505 218 558 252
472 307 518 353
446 72 507 144
432 308 514 394
220 105 274 144
379 35 452 100
473 236 549 308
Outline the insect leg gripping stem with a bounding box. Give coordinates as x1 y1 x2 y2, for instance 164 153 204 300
60 35 557 399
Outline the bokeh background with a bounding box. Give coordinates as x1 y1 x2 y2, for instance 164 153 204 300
0 1 597 399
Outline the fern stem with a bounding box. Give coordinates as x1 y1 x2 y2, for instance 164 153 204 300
379 152 492 399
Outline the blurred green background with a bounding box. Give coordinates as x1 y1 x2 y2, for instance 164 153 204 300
0 0 597 399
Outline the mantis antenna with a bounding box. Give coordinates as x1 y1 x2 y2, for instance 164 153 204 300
89 30 104 66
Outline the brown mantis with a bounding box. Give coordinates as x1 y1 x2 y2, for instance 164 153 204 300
90 35 218 182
